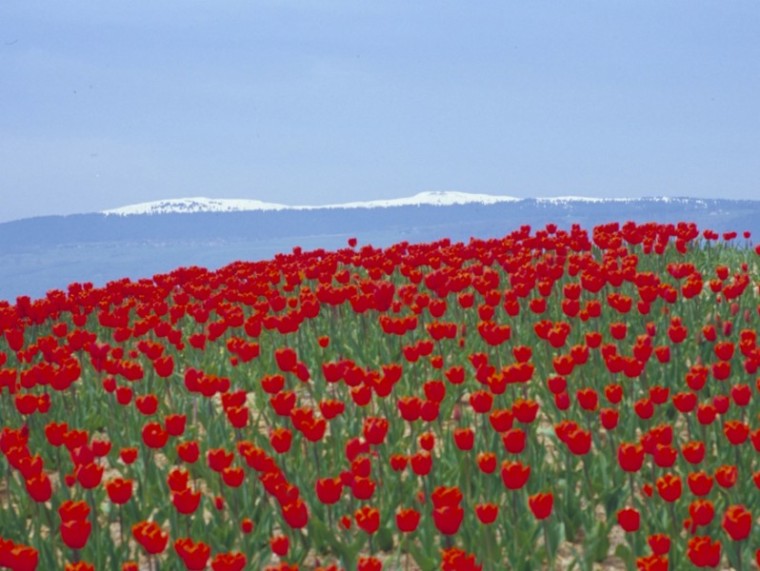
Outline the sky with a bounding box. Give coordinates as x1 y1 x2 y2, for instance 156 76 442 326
1 1 759 223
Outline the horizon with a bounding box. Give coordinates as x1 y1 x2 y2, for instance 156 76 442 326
3 191 760 223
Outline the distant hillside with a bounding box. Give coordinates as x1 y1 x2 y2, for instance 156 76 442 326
1 195 757 301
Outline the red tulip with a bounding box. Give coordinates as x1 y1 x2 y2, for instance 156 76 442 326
547 375 567 395
274 347 298 372
730 383 752 407
488 408 513 432
174 538 211 571
351 477 376 500
475 502 499 524
269 534 289 556
76 462 104 489
512 397 539 423
389 453 408 472
119 447 138 465
599 408 619 430
715 465 738 489
686 536 721 567
420 399 440 421
604 383 623 404
396 507 421 532
165 414 187 436
566 428 592 456
652 444 677 468
362 417 389 445
647 533 671 555
440 547 482 571
177 440 199 463
656 473 682 503
431 486 463 508
682 440 705 465
24 473 52 503
58 499 90 522
301 417 327 442
433 504 464 535
222 466 245 487
501 460 530 490
671 392 696 416
135 394 158 415
554 391 570 411
167 467 190 492
397 396 422 421
0 540 39 571
637 554 670 571
105 477 133 505
207 448 234 472
469 391 493 414
617 442 644 472
696 403 717 426
723 420 749 445
315 476 343 505
357 556 383 571
617 507 640 532
689 499 715 527
722 504 752 541
61 519 92 550
687 471 714 496
355 505 380 534
476 452 497 474
502 428 526 454
269 427 292 454
576 387 599 411
91 439 111 457
410 451 432 476
528 492 553 520
281 498 308 529
633 398 654 420
351 455 371 477
172 487 201 515
453 427 474 451
210 551 247 571
44 421 68 447
423 380 446 402
418 432 435 451
141 422 168 449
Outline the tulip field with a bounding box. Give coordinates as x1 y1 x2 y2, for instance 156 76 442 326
1 221 760 571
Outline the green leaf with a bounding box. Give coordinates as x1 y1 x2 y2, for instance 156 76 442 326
312 518 360 562
407 540 438 571
544 519 566 556
376 525 395 552
586 521 610 563
603 484 625 519
614 544 633 567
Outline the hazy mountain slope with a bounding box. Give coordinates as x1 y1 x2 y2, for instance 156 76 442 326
1 195 757 301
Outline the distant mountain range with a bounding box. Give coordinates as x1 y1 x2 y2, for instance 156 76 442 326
1 192 757 301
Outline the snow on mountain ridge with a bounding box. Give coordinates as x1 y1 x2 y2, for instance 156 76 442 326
103 191 521 215
103 197 290 215
102 192 700 216
329 191 521 209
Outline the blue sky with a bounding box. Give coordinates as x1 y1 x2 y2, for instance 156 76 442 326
1 1 758 222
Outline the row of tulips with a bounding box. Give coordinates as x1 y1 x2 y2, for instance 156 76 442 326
0 220 758 569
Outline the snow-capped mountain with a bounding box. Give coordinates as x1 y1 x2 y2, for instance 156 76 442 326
102 191 523 215
101 191 710 216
